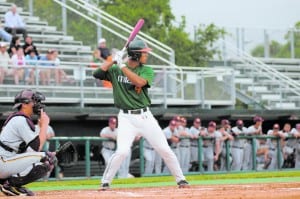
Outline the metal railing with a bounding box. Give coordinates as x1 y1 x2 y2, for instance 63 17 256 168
51 0 175 65
49 135 298 179
0 62 235 109
221 40 300 109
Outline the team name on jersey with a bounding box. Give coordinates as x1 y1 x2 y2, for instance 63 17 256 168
117 75 132 84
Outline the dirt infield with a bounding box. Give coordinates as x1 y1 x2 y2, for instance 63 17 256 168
1 182 300 198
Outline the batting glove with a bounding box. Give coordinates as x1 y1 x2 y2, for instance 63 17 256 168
113 51 125 68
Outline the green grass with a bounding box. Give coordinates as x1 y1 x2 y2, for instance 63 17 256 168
27 170 300 191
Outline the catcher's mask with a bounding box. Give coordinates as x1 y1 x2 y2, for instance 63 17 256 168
127 38 152 61
13 89 46 115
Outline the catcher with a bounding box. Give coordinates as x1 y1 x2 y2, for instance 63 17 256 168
0 89 56 196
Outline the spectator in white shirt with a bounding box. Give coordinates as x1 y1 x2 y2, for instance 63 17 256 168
0 42 11 84
4 4 27 40
11 47 26 84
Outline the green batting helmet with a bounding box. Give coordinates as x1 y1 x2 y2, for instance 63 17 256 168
127 38 152 61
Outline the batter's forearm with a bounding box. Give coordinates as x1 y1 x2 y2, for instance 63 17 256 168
93 62 113 79
121 67 147 87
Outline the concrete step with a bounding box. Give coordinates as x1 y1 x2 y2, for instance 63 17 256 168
247 86 268 92
261 94 281 101
234 78 253 84
274 102 296 109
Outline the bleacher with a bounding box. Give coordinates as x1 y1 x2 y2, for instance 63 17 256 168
0 0 93 62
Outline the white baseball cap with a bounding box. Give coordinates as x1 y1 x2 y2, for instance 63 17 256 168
98 38 106 44
0 42 7 47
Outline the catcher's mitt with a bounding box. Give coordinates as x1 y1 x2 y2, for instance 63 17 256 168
56 141 78 168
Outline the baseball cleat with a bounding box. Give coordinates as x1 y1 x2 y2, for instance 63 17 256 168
99 183 110 191
177 180 190 188
15 186 35 196
0 183 21 196
0 182 34 196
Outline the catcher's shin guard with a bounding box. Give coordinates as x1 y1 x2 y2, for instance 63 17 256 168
8 163 49 187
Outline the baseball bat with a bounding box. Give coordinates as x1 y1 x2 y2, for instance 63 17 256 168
121 18 145 52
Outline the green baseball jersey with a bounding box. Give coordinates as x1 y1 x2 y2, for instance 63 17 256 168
93 64 154 110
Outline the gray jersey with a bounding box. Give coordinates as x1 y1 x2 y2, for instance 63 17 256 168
247 125 262 135
189 126 201 146
231 126 248 148
100 127 117 150
178 126 191 147
202 130 222 147
35 125 55 151
266 130 286 150
0 116 38 158
163 126 179 148
290 128 299 148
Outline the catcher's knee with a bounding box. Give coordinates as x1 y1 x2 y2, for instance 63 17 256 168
41 152 57 171
8 163 49 187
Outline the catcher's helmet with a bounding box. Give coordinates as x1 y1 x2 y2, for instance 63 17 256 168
13 89 45 114
127 38 152 61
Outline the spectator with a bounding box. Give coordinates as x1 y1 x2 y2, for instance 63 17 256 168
98 38 112 62
0 42 11 84
10 47 25 84
4 4 27 40
99 117 133 178
265 123 286 170
243 116 264 170
0 22 12 42
178 117 192 173
189 117 204 171
256 138 270 170
218 124 234 171
230 119 248 171
162 119 180 173
22 36 39 57
282 123 295 168
200 121 221 172
97 38 112 88
7 35 21 57
143 139 162 174
291 124 300 168
39 49 56 85
52 49 71 85
25 50 38 85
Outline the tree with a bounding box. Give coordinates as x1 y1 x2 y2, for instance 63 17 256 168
251 22 300 58
13 0 225 66
99 0 225 66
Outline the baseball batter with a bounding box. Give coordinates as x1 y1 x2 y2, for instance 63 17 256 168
0 89 55 196
93 38 189 190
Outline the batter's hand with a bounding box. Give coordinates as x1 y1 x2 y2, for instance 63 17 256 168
113 51 126 69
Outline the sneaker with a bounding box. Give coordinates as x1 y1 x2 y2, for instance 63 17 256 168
177 180 190 188
0 183 21 196
15 186 35 196
99 183 110 191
